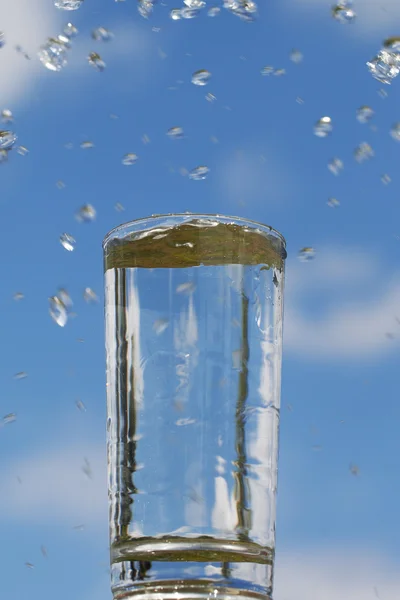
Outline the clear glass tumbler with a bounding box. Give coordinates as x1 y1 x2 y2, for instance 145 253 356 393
103 214 286 600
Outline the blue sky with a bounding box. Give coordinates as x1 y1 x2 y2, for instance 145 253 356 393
0 0 400 599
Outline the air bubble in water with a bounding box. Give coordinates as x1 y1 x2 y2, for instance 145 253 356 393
55 0 83 9
314 116 332 138
367 50 399 85
75 203 96 222
60 233 76 251
167 126 184 139
38 38 68 71
192 69 211 86
88 52 106 71
298 247 315 262
331 1 356 23
356 105 374 124
327 157 343 175
390 122 400 141
354 142 374 163
0 130 17 150
189 165 209 180
122 153 138 165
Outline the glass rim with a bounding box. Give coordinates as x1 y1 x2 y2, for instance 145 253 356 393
102 213 286 250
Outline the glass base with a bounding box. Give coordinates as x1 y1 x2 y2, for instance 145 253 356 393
113 581 271 600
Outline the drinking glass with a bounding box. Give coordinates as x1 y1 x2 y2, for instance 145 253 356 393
104 214 286 600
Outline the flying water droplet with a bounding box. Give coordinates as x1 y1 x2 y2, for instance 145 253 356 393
57 34 72 49
327 197 340 208
13 292 24 301
58 288 73 309
75 203 96 222
1 109 13 123
184 0 205 7
80 140 94 149
191 69 211 86
314 116 332 138
290 49 303 63
122 153 138 165
54 0 83 9
0 149 8 163
390 122 400 141
40 546 48 558
176 417 196 426
383 36 400 59
176 281 196 294
38 38 68 71
49 296 68 327
76 399 86 412
354 142 374 163
115 202 125 212
153 318 169 334
82 457 93 479
356 105 374 124
25 562 35 569
223 0 258 21
189 165 209 180
261 65 274 76
138 0 154 18
16 145 28 156
381 173 391 185
0 130 17 150
367 50 399 85
56 180 66 189
88 52 106 71
273 68 286 76
206 92 217 102
181 7 200 18
92 27 114 41
298 247 316 262
0 32 5 48
60 233 76 251
2 413 16 425
63 22 78 37
208 6 220 16
83 287 98 303
349 463 359 476
331 1 356 23
14 372 28 380
170 8 182 19
327 157 343 175
167 126 184 139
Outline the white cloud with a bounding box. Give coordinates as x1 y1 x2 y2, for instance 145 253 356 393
275 547 400 600
284 247 400 360
0 441 108 525
0 0 61 106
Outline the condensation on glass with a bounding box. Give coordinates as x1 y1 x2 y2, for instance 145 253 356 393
103 214 286 600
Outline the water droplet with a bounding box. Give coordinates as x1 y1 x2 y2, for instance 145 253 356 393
356 105 374 124
16 146 28 156
57 34 72 49
390 122 400 141
273 68 286 76
115 202 125 212
296 96 304 104
56 180 66 189
167 126 184 139
223 0 258 21
189 165 209 180
176 281 196 294
170 8 182 19
75 203 96 222
327 197 340 208
92 27 114 41
1 109 13 123
0 130 17 150
181 7 201 18
80 140 94 149
40 546 48 558
138 0 154 18
76 399 86 412
38 38 68 71
122 152 138 165
142 133 151 144
290 49 303 63
208 6 220 16
25 562 34 570
64 22 78 37
331 1 356 23
184 0 205 7
261 65 274 76
298 247 316 262
191 69 211 86
49 296 68 327
0 32 5 48
378 88 388 99
381 173 391 185
54 0 83 9
13 292 24 301
314 116 332 138
354 142 374 163
82 457 92 479
58 288 73 309
383 36 400 58
327 157 344 175
88 52 106 71
367 50 399 85
60 233 76 251
2 413 16 425
0 149 8 163
176 417 196 426
349 463 359 476
206 92 217 102
83 287 98 303
14 372 28 380
153 318 169 334
72 524 85 531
